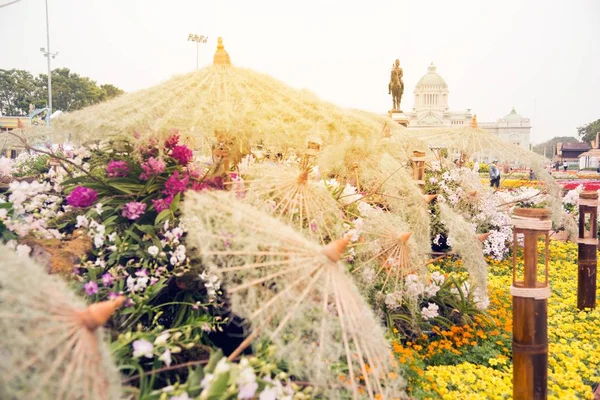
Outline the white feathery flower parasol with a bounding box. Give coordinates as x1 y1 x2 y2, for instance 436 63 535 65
352 208 426 294
0 246 123 400
240 162 345 244
183 192 406 399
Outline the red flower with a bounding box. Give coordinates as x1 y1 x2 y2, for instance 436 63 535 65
164 171 189 196
171 144 193 166
152 195 174 213
165 130 180 150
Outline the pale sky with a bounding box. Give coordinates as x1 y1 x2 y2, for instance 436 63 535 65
1 0 599 144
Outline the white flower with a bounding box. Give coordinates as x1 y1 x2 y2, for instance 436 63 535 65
132 339 154 358
214 358 230 374
154 331 170 345
259 387 277 400
169 394 190 400
95 203 103 215
421 302 439 320
169 392 192 400
237 361 258 399
0 208 7 219
159 349 172 367
76 215 89 228
0 156 12 175
15 244 31 257
340 183 362 205
430 271 446 285
94 234 104 248
148 245 159 257
385 291 403 310
404 274 425 298
108 232 117 242
200 373 214 388
424 282 441 298
361 267 375 283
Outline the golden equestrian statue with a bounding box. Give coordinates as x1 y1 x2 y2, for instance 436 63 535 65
388 59 404 112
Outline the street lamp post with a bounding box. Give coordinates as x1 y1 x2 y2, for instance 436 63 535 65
40 0 58 126
187 33 208 70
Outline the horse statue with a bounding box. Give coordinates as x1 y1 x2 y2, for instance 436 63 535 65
388 59 404 111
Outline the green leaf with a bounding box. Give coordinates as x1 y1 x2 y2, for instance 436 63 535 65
170 193 181 213
155 209 171 225
204 350 224 374
205 370 230 399
135 224 158 237
187 366 204 397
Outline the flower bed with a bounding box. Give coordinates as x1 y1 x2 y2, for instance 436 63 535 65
559 180 600 191
396 241 600 399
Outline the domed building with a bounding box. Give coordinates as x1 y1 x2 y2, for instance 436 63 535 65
478 107 532 151
406 63 531 150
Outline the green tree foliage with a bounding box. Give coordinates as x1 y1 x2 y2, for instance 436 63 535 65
0 69 38 116
577 119 600 144
532 136 579 157
0 68 124 116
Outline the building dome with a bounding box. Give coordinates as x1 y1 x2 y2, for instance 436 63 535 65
502 107 525 122
415 63 447 88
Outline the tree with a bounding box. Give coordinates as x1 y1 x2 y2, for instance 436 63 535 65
577 119 600 144
532 136 579 157
99 84 124 101
35 68 121 112
0 68 124 116
0 69 39 116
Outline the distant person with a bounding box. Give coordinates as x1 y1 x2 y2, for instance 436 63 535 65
489 160 501 188
596 165 600 174
563 161 568 172
529 169 535 180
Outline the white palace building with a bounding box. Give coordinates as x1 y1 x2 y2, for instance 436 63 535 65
406 63 531 151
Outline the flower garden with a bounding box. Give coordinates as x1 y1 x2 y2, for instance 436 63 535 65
1 57 600 400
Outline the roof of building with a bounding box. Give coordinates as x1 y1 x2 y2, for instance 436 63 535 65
561 142 591 150
415 63 448 88
579 149 600 158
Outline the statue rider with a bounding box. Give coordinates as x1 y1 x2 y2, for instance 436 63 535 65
388 59 404 111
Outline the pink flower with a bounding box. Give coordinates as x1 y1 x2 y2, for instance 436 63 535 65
152 195 174 213
140 157 165 180
106 160 130 177
66 186 98 208
84 281 99 295
108 291 121 300
102 273 114 286
171 144 193 166
165 131 180 149
191 176 224 192
122 202 147 220
164 171 189 196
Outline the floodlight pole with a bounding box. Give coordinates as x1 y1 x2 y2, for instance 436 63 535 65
187 33 208 70
41 0 58 126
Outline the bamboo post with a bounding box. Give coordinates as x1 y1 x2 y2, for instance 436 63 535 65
511 208 551 400
577 191 598 310
411 151 426 185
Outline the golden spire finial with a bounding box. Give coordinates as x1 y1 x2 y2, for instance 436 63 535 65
470 114 478 128
213 37 231 65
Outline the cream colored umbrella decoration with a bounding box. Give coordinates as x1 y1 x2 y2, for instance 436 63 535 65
240 162 345 244
437 203 488 299
40 38 404 155
319 138 432 254
404 118 572 233
183 192 406 399
0 246 123 400
352 207 426 294
404 117 549 165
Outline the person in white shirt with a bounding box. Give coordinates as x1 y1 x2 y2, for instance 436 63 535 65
489 160 500 188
